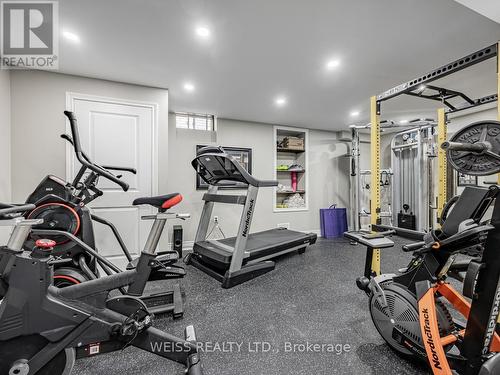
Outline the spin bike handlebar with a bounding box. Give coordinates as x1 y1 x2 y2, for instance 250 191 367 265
63 111 130 192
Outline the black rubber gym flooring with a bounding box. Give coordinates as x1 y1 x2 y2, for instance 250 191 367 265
75 236 430 375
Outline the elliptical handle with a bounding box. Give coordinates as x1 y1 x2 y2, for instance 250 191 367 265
61 133 103 169
101 165 137 175
0 203 36 219
60 133 74 146
64 111 82 153
63 111 130 192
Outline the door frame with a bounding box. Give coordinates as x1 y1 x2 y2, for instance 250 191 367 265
65 92 160 198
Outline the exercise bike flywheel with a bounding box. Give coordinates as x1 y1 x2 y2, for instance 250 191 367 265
0 335 75 375
27 203 80 245
369 282 454 357
53 267 91 287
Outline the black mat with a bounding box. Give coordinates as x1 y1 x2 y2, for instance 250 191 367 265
74 236 430 375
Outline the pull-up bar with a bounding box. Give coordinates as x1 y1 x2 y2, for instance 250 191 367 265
376 44 497 103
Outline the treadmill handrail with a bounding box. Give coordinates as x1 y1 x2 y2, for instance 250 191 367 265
192 148 278 188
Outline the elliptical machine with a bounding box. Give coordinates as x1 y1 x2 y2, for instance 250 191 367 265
348 120 500 375
24 113 137 283
24 111 187 317
0 203 203 375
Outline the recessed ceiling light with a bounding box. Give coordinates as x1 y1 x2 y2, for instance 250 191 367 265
275 96 287 106
62 30 80 43
350 111 360 117
195 26 211 38
400 119 409 124
183 82 195 92
326 59 340 70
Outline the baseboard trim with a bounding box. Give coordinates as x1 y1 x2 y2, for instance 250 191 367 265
302 229 321 236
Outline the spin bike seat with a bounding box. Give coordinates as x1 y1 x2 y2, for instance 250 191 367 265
133 193 183 210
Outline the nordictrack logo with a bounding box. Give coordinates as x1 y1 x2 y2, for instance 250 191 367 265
483 282 500 355
241 199 254 237
1 1 59 69
422 308 442 370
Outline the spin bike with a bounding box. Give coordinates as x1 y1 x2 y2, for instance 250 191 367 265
347 120 500 375
24 111 187 317
0 203 203 375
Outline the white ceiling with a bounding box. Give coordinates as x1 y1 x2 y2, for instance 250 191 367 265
454 0 500 24
58 0 500 130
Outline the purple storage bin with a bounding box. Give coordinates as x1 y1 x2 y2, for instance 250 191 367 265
320 205 348 238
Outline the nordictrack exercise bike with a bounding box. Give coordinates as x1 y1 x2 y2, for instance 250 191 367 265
24 111 188 317
347 120 500 375
0 203 203 375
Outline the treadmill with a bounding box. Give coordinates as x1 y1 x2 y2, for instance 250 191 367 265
185 146 317 288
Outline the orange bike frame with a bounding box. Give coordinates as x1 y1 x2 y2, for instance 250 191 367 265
418 282 500 375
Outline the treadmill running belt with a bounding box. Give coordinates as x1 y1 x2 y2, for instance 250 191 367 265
216 228 310 251
194 228 316 265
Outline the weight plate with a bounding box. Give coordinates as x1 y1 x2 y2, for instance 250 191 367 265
446 120 500 176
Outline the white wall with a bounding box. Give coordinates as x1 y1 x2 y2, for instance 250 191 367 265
0 70 11 202
167 115 350 241
448 106 497 134
0 70 12 242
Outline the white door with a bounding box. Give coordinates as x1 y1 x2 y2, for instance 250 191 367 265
67 95 158 267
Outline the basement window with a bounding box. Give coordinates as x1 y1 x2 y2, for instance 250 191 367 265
175 112 215 131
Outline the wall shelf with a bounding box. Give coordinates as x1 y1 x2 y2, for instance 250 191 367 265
273 207 309 212
277 148 305 153
273 126 309 212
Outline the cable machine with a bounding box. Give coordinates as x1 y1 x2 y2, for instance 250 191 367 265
391 123 436 232
350 120 436 232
